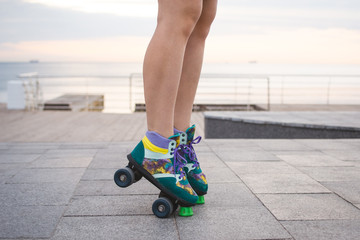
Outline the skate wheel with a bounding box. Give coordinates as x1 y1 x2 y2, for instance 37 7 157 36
196 195 205 204
152 197 173 218
114 167 134 188
158 191 178 213
178 206 193 217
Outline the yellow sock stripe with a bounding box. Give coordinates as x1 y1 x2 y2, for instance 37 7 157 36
142 136 169 154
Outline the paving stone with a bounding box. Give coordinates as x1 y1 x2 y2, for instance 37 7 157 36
0 182 77 206
215 150 281 162
321 181 360 204
176 206 292 240
258 193 360 220
298 166 360 182
191 144 213 153
0 143 9 150
207 140 263 153
354 161 360 167
281 220 360 240
210 146 264 153
82 168 118 181
0 205 65 239
203 167 241 183
51 216 178 240
276 154 353 167
59 142 109 149
74 179 159 196
203 183 264 207
1 148 48 154
339 139 360 146
0 163 26 170
65 195 156 216
88 151 128 169
252 139 312 151
356 204 360 209
28 155 93 168
0 168 21 184
7 142 61 149
205 139 258 147
321 150 360 161
0 154 40 163
294 140 359 150
44 149 98 158
7 168 86 184
195 151 227 168
269 150 324 155
239 173 330 194
107 142 135 154
228 161 301 175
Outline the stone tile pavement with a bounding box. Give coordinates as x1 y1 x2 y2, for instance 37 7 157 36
1 139 360 239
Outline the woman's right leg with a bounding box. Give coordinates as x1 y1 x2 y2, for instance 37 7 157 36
143 0 202 138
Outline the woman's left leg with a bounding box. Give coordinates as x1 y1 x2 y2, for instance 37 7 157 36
174 0 218 131
173 0 217 201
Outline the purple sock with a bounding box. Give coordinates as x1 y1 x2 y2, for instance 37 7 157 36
173 127 184 135
146 131 171 149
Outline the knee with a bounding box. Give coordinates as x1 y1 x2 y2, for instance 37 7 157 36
158 0 202 38
183 2 203 31
192 4 217 40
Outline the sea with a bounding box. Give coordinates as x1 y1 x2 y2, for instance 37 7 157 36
1 62 359 113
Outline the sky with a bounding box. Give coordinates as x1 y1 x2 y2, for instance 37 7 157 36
0 0 360 64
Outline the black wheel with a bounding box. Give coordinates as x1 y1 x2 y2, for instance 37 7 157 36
114 167 134 188
152 197 174 218
159 192 178 213
133 169 143 182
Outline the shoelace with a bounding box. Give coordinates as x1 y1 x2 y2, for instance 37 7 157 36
183 136 202 168
173 144 188 179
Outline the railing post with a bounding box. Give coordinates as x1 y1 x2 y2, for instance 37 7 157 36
327 77 331 105
267 77 271 111
281 76 284 105
246 77 252 111
129 74 133 112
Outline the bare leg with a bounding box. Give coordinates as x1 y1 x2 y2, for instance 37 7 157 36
174 0 218 132
144 0 203 138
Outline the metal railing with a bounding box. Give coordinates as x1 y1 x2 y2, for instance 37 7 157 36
18 72 44 111
129 73 271 111
17 73 360 113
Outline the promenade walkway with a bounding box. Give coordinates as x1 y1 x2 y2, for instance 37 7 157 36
1 110 360 239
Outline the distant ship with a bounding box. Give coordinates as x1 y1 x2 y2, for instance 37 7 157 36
248 60 257 64
29 59 39 63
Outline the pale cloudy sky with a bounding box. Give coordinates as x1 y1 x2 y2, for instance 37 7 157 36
0 0 360 63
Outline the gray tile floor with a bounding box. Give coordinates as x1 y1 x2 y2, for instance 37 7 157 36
1 139 360 240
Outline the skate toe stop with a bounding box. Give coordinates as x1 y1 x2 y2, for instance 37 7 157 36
196 195 205 204
178 207 193 217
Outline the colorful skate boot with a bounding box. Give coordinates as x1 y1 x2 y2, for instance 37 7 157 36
125 131 198 216
175 125 208 204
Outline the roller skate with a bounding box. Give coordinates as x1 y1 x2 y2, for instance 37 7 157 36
114 131 198 218
175 124 208 204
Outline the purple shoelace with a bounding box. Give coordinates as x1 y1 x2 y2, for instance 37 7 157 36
173 144 188 179
183 136 202 168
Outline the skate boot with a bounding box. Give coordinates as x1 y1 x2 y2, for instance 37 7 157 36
175 125 208 204
114 131 198 217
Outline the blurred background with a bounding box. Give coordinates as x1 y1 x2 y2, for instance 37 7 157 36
1 0 360 113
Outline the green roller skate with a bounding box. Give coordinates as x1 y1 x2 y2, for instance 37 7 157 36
114 131 198 218
175 124 208 205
